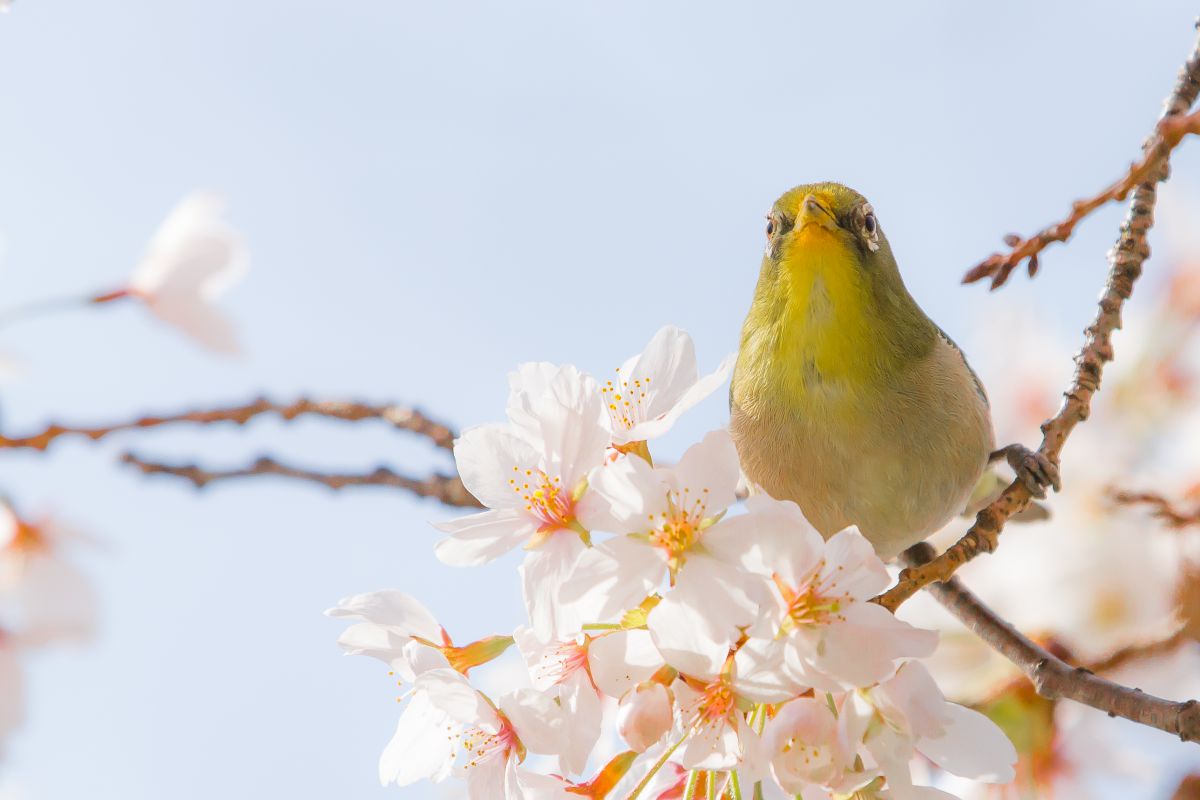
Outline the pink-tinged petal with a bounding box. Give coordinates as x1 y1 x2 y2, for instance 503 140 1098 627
703 501 823 582
325 589 441 639
617 681 673 753
4 553 98 644
780 638 846 695
585 452 670 530
588 629 662 698
557 671 602 774
629 326 699 399
498 688 565 756
731 637 802 704
434 509 537 566
766 698 839 790
916 702 1017 783
520 535 589 640
821 528 890 600
646 600 728 681
534 370 610 483
649 556 768 675
132 194 246 296
452 424 541 510
873 661 948 739
678 714 741 770
618 352 735 444
813 604 938 688
416 669 500 731
0 643 24 739
509 762 577 799
558 538 664 625
465 754 510 800
334 622 407 663
147 297 241 354
663 430 741 516
379 689 456 786
506 361 569 439
864 725 919 797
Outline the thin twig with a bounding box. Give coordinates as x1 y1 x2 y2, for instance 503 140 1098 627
902 543 1200 743
0 397 457 451
876 28 1200 612
1110 488 1200 529
120 452 481 507
1084 627 1193 675
965 109 1200 289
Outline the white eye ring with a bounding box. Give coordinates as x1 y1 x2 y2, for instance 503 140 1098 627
861 204 880 252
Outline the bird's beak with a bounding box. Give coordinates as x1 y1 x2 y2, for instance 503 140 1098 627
796 194 839 232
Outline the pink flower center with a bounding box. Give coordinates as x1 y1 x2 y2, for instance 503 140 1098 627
535 639 590 685
459 715 521 770
773 560 851 629
509 467 576 532
647 489 712 575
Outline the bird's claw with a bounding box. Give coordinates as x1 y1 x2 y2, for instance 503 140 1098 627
990 444 1062 499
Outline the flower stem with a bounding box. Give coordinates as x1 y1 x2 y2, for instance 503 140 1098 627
681 771 700 800
0 289 129 329
624 735 684 800
729 771 742 800
707 772 717 800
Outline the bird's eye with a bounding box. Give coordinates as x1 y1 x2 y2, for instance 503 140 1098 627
765 215 777 237
863 212 877 235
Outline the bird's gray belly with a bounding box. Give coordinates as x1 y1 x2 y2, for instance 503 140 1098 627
730 351 993 559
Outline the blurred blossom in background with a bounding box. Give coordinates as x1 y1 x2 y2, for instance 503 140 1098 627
1 1 1200 798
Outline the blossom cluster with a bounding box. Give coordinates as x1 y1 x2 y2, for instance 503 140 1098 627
0 507 96 751
330 327 1017 798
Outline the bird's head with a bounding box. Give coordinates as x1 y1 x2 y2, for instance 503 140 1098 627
763 182 895 278
737 182 934 390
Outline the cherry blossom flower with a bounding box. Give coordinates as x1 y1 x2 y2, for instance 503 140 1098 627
598 326 734 446
617 681 674 753
382 661 569 798
0 509 97 645
326 590 445 680
327 590 512 681
507 326 733 451
126 192 247 354
563 430 770 660
726 496 937 690
435 375 611 637
0 631 24 750
764 697 848 793
514 626 601 775
844 661 1017 797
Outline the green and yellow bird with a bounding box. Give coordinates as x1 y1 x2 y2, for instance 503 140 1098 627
730 182 1060 560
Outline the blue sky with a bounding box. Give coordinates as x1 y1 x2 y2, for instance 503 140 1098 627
0 2 1197 798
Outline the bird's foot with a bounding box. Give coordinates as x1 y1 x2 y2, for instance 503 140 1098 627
989 444 1062 499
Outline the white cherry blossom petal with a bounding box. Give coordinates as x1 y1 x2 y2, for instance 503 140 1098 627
520 534 590 640
435 509 538 567
558 537 664 625
379 689 456 786
916 702 1017 783
587 629 662 698
451 425 541 511
662 429 741 517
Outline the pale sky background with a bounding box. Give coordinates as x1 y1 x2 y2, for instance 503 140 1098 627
0 2 1198 798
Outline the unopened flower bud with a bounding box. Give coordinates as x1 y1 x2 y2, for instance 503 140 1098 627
616 681 673 753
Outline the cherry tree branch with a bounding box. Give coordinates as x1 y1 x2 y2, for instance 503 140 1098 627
901 543 1200 743
964 106 1200 289
0 397 456 452
1110 488 1200 529
120 452 481 507
1084 627 1193 675
876 28 1200 613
